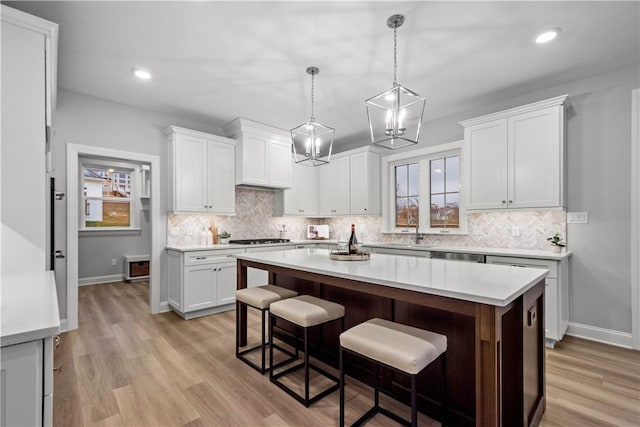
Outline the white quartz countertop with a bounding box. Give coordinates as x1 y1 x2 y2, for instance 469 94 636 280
233 248 548 307
167 241 570 260
1 270 61 347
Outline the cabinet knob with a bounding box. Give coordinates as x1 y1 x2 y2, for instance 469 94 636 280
508 200 513 204
501 200 506 204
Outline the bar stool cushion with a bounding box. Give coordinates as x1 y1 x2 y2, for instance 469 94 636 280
340 318 447 375
236 285 298 309
270 295 345 327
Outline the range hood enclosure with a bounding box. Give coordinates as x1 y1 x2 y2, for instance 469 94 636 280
223 117 292 190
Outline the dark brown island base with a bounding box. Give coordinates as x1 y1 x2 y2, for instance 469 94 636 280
235 249 547 427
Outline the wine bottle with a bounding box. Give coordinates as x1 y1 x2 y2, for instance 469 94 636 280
348 224 358 254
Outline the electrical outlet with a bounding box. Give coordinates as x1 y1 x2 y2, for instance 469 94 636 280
511 225 520 237
472 226 483 236
111 259 117 266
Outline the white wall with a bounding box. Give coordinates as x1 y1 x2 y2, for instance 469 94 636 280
51 89 222 319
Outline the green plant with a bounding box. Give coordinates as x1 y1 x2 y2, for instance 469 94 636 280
547 233 565 247
218 231 231 239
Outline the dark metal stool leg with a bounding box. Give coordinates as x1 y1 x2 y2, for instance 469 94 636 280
261 307 266 373
339 346 345 427
411 374 417 427
441 353 447 427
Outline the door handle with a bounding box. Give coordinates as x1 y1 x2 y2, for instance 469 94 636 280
55 250 65 259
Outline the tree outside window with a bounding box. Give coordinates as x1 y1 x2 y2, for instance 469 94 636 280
395 162 419 228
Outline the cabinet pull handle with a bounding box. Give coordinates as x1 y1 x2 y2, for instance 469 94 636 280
53 365 62 373
195 256 206 260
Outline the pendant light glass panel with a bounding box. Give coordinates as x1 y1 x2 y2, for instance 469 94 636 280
291 120 334 166
366 83 425 150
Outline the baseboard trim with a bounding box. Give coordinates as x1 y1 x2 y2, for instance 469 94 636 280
567 322 632 349
78 274 124 286
159 301 171 313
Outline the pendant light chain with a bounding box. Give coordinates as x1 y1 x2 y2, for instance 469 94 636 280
393 24 398 86
310 71 315 122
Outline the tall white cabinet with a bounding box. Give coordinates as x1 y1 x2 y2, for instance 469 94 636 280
1 6 57 274
461 95 567 210
166 126 236 214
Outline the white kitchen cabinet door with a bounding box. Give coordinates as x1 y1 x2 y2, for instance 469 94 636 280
0 340 44 427
278 161 318 216
216 262 237 306
349 151 381 215
508 106 562 208
208 139 236 214
173 134 209 212
184 264 216 311
238 132 268 186
269 140 293 188
318 156 350 215
463 119 508 210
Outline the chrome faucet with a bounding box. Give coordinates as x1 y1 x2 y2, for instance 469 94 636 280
408 217 424 244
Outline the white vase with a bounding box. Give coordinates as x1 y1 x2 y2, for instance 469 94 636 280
220 238 230 245
551 245 562 253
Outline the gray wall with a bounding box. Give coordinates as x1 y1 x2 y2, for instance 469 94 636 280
52 89 222 319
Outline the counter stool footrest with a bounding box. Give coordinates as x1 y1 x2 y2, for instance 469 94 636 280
271 361 340 407
238 342 298 373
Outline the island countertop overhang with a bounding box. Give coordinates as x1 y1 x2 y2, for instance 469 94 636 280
233 248 547 307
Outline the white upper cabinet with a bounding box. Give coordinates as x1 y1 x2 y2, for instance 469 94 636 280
166 126 236 214
349 150 381 215
223 118 292 189
318 155 351 216
461 95 567 211
275 159 318 216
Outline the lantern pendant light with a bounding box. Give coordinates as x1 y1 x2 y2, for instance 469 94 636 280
366 14 426 150
291 66 334 166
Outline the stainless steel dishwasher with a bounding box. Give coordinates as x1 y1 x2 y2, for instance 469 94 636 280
430 251 486 263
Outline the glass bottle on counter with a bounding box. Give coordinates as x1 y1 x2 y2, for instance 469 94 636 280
348 223 359 254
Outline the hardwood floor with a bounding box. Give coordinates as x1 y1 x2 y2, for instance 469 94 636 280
54 281 640 426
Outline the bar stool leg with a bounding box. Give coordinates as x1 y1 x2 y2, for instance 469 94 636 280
261 307 266 374
411 374 417 427
304 326 310 406
235 301 240 358
269 312 274 381
339 346 345 427
442 354 447 427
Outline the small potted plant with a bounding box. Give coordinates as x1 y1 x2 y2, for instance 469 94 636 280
547 233 565 253
218 231 231 245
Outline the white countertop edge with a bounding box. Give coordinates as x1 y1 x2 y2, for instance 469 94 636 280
167 241 570 260
232 249 548 307
1 270 61 347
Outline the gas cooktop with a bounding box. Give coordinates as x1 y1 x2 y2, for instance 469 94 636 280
227 238 291 245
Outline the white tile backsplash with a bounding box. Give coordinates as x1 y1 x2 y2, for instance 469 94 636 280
168 188 566 250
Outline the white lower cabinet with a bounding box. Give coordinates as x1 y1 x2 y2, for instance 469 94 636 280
0 337 54 427
168 248 243 319
486 255 568 347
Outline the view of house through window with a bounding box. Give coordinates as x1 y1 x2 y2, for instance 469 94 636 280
83 166 132 227
395 162 419 228
430 155 460 228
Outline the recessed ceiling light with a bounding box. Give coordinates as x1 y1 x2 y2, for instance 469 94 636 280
535 29 560 44
133 68 152 80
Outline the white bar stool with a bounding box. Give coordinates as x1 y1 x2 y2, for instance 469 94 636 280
269 294 345 407
235 284 298 374
339 318 447 427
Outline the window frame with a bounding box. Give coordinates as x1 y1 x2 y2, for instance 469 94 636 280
381 140 468 235
79 158 141 232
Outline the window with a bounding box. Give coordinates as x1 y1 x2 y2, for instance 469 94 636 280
81 160 138 230
385 141 465 234
429 155 460 228
395 163 419 228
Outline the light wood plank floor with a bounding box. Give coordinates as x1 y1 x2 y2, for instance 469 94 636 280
54 281 640 426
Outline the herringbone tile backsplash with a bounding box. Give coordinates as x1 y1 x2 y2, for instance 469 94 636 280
168 188 566 250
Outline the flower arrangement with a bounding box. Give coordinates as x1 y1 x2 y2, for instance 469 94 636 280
218 231 231 239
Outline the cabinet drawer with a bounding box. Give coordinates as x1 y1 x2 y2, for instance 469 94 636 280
184 249 243 266
485 256 557 278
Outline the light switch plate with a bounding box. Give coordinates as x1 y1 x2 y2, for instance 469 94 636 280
567 212 589 224
511 225 520 237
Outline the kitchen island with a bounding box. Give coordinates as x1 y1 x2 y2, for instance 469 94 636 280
235 248 547 427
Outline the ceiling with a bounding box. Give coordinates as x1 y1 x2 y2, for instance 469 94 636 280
5 1 640 148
